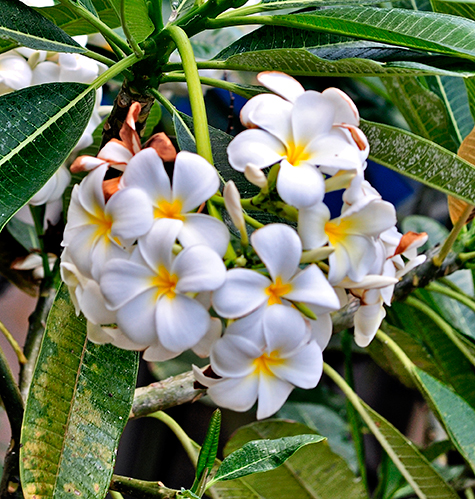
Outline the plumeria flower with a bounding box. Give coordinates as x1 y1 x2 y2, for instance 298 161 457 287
298 196 397 284
0 51 32 93
119 148 230 256
62 164 154 280
227 72 368 208
194 305 323 419
100 219 226 359
21 0 55 5
212 223 340 319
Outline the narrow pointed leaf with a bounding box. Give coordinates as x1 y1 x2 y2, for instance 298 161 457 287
416 368 475 475
0 82 95 232
213 25 475 77
0 0 84 53
244 0 382 13
212 433 325 483
20 284 139 499
360 119 475 204
221 420 367 499
266 8 475 60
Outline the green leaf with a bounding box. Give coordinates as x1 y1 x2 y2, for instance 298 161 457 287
360 119 475 204
123 0 154 43
142 101 162 141
34 0 120 37
212 25 475 77
20 284 139 499
382 76 459 152
192 409 222 493
6 217 40 253
212 433 325 483
0 82 95 232
74 0 98 15
416 368 475 475
266 8 475 60
242 0 382 13
0 0 84 53
425 75 474 143
219 420 367 499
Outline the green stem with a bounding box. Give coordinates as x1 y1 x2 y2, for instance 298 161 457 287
374 329 417 377
109 490 124 499
59 0 132 55
0 320 27 365
161 73 264 99
465 488 475 499
164 25 213 164
0 347 23 441
459 251 475 262
341 331 369 494
433 203 474 266
425 281 475 315
148 411 199 466
149 87 176 117
207 200 238 260
120 0 145 58
90 53 140 91
110 475 178 499
406 295 475 369
83 49 117 67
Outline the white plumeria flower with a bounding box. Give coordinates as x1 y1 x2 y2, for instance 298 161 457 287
62 164 154 280
194 305 323 419
21 0 55 5
212 223 340 319
100 219 226 358
227 72 368 208
29 165 71 206
298 196 397 284
119 148 230 256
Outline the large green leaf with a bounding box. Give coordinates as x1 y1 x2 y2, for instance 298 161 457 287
33 0 120 38
0 0 84 53
0 82 95 232
360 119 475 204
416 369 475 475
382 76 459 152
221 420 367 499
263 8 475 60
212 25 475 77
20 284 139 499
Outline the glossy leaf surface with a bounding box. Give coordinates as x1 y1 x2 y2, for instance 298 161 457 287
0 82 95 232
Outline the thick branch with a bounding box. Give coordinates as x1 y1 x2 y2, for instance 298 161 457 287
110 475 177 499
130 371 205 419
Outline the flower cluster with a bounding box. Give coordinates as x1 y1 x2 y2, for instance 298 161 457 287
60 72 427 419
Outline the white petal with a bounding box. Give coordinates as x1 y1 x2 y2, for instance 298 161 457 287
212 269 269 318
180 214 230 257
257 72 304 103
286 265 340 311
256 375 293 419
121 148 172 202
298 202 330 250
143 340 182 361
207 376 258 413
308 313 333 350
277 160 325 208
227 129 285 171
30 61 59 85
138 218 182 271
291 91 335 145
322 88 359 126
270 341 323 389
192 317 222 358
173 151 219 212
263 305 308 351
80 279 116 325
87 322 114 344
157 294 210 352
251 224 301 282
115 289 159 346
77 164 107 216
211 334 261 378
174 245 226 293
98 139 133 168
354 301 386 347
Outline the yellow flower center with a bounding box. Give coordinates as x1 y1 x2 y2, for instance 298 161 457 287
154 199 185 221
325 218 353 246
88 206 119 246
151 265 179 300
265 277 292 306
285 142 310 167
253 350 284 377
